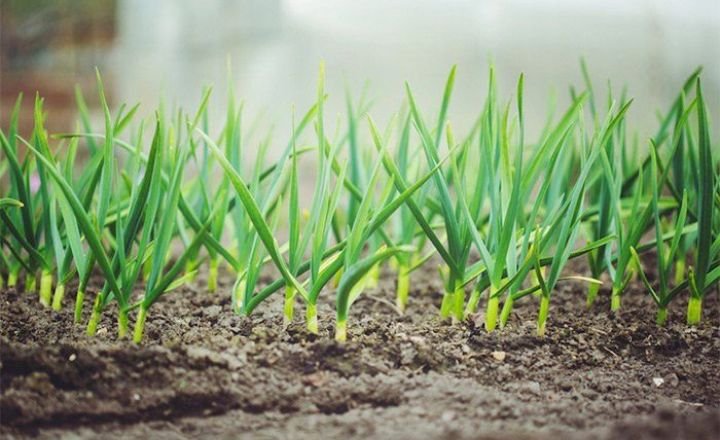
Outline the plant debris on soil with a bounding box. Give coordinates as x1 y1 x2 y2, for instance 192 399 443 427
1 263 719 439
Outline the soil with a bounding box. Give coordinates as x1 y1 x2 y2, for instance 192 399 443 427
1 261 719 439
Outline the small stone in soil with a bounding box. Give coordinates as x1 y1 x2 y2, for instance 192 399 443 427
492 351 506 361
441 410 456 422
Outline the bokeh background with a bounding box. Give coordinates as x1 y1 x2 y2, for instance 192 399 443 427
2 0 719 146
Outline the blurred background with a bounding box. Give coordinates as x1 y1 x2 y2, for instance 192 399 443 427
2 0 719 145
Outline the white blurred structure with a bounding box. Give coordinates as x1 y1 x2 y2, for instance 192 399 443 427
113 0 719 146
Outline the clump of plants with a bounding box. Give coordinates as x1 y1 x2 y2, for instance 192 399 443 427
1 63 718 343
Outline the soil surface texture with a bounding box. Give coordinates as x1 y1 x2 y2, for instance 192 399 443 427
1 262 719 439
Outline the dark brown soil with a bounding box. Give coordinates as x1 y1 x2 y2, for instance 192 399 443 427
1 262 719 439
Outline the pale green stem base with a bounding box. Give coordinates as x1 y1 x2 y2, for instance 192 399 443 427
208 258 219 293
184 260 198 282
465 287 481 316
656 307 668 326
74 288 85 323
610 288 621 312
440 278 463 320
628 258 639 282
687 296 702 326
452 285 465 322
440 287 454 319
395 266 410 313
389 257 399 271
51 283 66 311
674 259 686 286
586 282 600 308
86 295 102 336
118 309 129 339
39 270 53 307
499 296 514 328
0 275 4 290
485 295 499 332
537 295 550 337
233 278 246 314
133 307 147 343
8 271 18 288
25 273 36 294
284 285 296 326
306 303 318 334
335 318 347 342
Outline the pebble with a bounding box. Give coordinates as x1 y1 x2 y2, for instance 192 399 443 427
492 351 506 362
441 410 456 422
652 377 664 387
526 381 541 394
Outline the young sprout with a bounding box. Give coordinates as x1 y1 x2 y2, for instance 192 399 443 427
205 77 244 293
587 97 650 312
334 117 453 340
498 98 630 334
282 106 335 325
390 114 429 312
29 98 60 308
614 68 703 293
458 71 530 331
235 102 319 322
461 79 597 331
288 63 394 332
334 146 409 340
686 80 717 325
631 174 689 325
669 91 693 287
628 90 701 324
0 198 25 289
180 88 212 281
23 132 125 333
403 66 478 322
199 128 311 325
0 95 50 298
285 122 302 323
527 108 619 335
132 136 202 342
229 128 286 319
48 88 140 312
277 62 349 332
27 95 87 311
